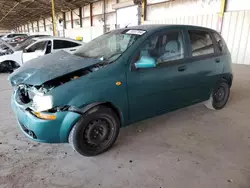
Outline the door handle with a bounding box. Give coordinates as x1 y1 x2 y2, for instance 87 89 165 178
70 49 76 51
215 58 220 63
178 66 187 72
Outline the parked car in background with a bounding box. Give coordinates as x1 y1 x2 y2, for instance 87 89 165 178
9 34 50 47
1 33 28 42
0 40 19 73
9 25 233 156
8 36 28 47
0 37 83 72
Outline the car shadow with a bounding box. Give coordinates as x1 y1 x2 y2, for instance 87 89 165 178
114 84 244 152
115 102 210 149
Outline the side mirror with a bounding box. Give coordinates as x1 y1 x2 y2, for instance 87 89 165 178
135 56 156 69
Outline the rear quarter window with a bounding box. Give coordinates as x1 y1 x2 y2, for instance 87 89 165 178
188 30 215 57
213 32 228 53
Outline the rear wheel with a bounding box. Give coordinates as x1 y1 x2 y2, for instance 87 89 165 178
69 106 120 156
205 81 230 110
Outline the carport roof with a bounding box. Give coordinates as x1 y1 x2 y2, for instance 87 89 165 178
0 0 94 30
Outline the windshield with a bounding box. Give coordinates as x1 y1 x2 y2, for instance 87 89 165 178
14 38 36 51
74 29 146 62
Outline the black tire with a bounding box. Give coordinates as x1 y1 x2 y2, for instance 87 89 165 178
0 61 19 73
205 81 230 110
68 105 120 156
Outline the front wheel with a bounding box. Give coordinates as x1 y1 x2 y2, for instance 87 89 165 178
0 61 19 73
205 81 230 110
68 106 120 156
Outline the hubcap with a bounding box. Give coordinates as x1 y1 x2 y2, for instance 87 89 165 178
84 119 111 147
214 87 225 102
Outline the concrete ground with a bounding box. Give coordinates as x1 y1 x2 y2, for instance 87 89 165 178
1 64 250 188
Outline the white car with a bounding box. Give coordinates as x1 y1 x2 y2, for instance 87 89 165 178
0 37 84 72
1 33 28 42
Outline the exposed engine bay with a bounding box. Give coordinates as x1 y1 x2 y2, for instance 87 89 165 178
13 62 106 112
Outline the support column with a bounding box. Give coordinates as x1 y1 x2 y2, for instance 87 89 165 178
71 11 74 28
51 0 57 36
141 0 147 23
43 18 46 31
79 7 83 27
31 22 34 33
90 3 93 26
37 21 39 32
63 12 66 29
103 0 106 33
217 0 227 33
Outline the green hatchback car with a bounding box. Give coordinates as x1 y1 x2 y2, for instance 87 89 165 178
9 25 233 156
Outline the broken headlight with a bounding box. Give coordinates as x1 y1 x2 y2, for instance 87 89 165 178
32 95 53 112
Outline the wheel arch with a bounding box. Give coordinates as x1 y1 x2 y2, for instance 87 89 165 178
0 60 20 72
1 60 20 67
221 73 233 87
80 102 123 126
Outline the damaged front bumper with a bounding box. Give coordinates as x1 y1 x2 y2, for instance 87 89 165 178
11 95 81 143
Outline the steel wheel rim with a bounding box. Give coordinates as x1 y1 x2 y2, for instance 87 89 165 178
214 86 226 103
83 117 114 150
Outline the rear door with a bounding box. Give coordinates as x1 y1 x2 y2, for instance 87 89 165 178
184 29 224 101
22 40 49 63
52 40 81 54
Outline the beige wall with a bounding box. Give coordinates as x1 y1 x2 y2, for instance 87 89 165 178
16 0 250 65
147 0 220 21
222 11 250 65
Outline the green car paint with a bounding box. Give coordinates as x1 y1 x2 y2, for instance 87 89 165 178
9 25 233 143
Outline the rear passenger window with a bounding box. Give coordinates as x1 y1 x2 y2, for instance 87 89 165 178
53 40 80 49
188 30 214 57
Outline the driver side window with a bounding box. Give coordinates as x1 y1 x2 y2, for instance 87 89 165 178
26 41 48 53
132 31 184 66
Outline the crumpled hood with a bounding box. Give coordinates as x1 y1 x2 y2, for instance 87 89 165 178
9 50 102 86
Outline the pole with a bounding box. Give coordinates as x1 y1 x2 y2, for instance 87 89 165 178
51 0 57 36
217 0 227 33
103 0 106 33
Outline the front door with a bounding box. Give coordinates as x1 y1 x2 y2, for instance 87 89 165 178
22 40 49 63
127 29 195 122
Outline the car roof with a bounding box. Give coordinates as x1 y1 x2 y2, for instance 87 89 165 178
32 36 83 43
7 33 27 35
125 24 217 33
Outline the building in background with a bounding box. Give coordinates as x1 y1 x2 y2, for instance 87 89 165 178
16 0 250 65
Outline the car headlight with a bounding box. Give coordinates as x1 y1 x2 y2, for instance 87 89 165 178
32 95 53 112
